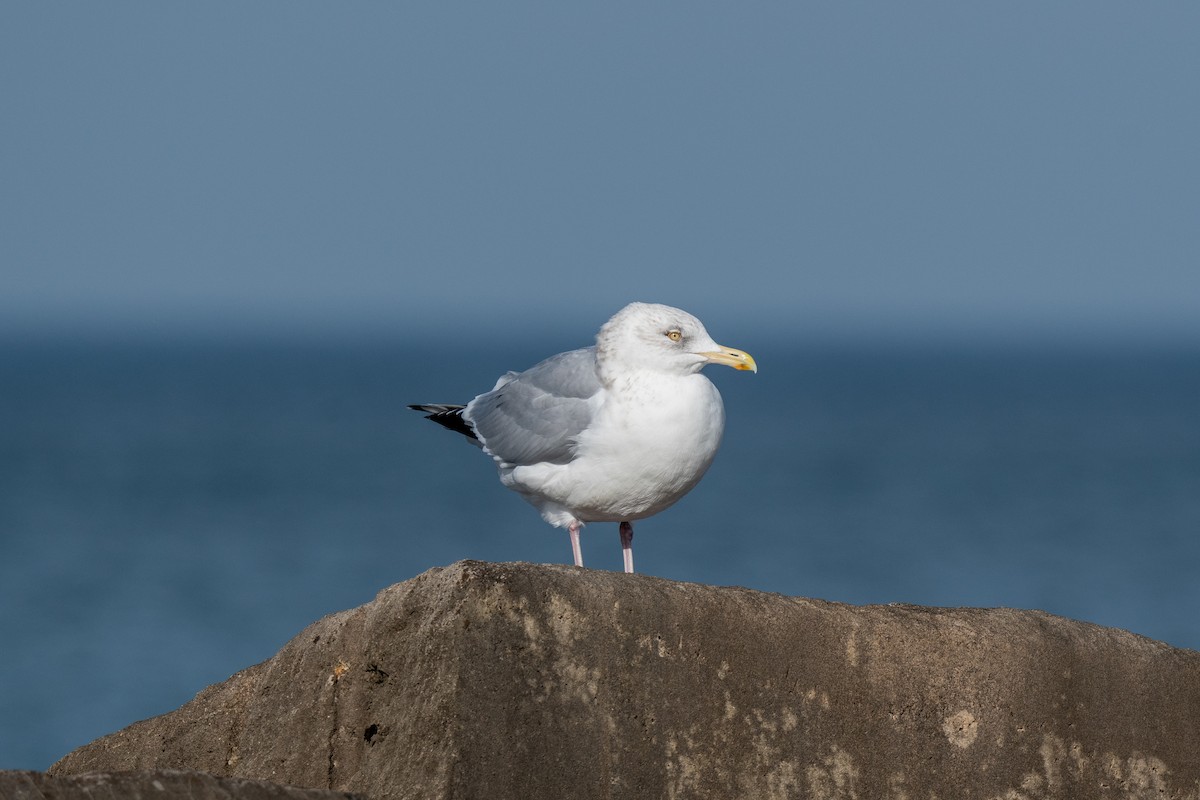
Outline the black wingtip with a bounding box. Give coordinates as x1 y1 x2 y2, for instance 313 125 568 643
408 403 478 441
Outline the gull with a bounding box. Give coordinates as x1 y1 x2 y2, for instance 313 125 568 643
409 302 756 573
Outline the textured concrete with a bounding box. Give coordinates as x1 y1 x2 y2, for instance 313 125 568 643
0 769 364 799
50 561 1200 799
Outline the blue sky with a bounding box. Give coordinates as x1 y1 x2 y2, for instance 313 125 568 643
4 3 1199 342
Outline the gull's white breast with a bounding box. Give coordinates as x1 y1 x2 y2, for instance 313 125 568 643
504 371 726 524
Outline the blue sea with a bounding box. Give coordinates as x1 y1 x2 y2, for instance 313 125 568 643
2 335 1199 770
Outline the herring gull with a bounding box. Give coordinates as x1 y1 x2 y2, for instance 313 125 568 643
409 302 756 573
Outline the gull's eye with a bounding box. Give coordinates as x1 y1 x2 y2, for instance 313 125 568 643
665 329 683 342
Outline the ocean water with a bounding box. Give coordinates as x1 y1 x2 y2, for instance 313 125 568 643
2 336 1198 770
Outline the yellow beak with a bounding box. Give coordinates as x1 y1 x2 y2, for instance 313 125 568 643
698 345 758 373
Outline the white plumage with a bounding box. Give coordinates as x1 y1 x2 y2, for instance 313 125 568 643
410 302 757 573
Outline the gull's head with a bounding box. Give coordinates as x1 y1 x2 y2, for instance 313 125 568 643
596 302 757 377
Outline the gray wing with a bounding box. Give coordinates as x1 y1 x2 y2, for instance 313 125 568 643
464 347 602 467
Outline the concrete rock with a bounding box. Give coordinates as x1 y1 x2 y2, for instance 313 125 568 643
50 561 1200 799
0 769 365 800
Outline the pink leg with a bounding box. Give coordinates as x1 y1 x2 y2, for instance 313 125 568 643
619 521 634 574
568 521 583 567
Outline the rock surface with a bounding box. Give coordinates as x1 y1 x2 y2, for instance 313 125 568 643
0 769 364 799
50 561 1200 799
